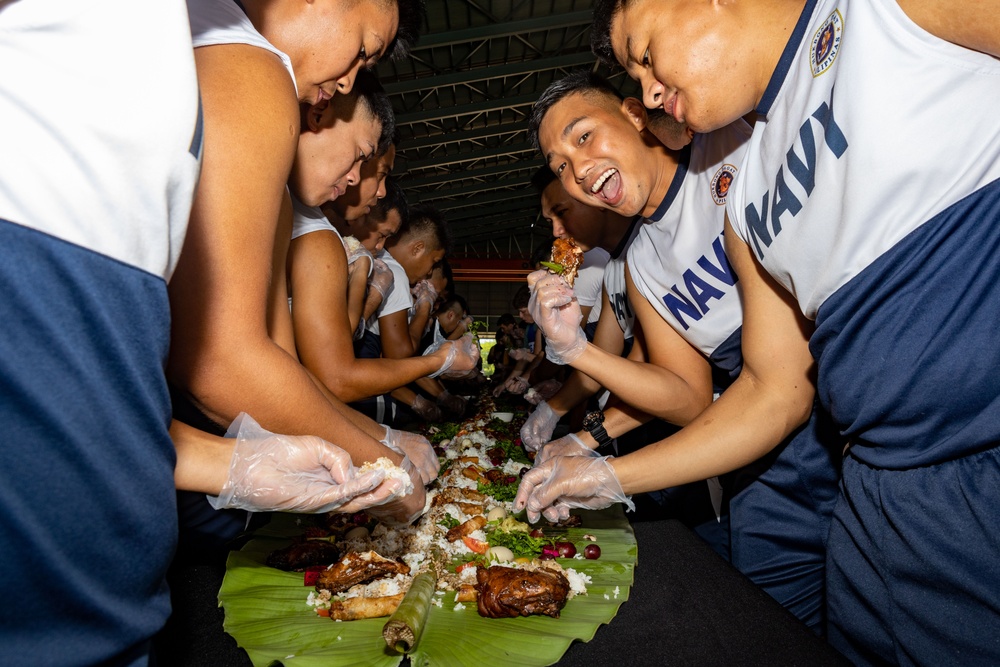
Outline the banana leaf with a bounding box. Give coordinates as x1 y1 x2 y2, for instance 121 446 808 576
219 508 637 667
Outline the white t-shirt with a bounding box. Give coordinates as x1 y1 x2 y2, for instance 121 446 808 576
369 249 412 336
576 247 610 324
187 0 297 96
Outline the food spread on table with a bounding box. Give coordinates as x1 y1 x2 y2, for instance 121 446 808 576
219 392 637 666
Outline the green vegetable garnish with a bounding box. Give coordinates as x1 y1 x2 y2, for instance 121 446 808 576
437 515 459 529
494 438 531 465
485 521 552 558
539 260 565 274
477 478 519 502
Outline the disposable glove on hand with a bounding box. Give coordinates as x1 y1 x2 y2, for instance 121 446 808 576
436 390 467 417
411 279 438 311
503 374 530 395
520 400 559 452
343 235 373 267
526 270 586 365
534 433 599 466
513 453 634 524
382 426 439 484
366 456 428 527
508 348 534 362
526 378 562 405
208 413 393 514
369 258 394 300
425 334 478 379
410 394 442 422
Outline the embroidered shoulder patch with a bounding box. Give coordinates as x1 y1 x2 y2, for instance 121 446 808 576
711 164 738 206
810 9 844 77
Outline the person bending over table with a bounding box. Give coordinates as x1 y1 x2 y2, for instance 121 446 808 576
514 70 843 632
518 0 1000 662
169 0 429 543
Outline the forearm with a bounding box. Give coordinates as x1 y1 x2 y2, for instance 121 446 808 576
173 336 392 464
408 302 432 350
610 372 813 494
306 347 447 403
172 419 233 495
546 369 600 414
570 344 710 426
575 400 653 449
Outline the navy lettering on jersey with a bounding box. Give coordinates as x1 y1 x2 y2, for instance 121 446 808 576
661 234 738 330
745 85 848 259
610 291 633 324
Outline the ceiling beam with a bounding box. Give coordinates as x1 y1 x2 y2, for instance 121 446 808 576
412 10 594 50
432 189 536 212
402 123 527 151
448 199 540 226
401 141 536 171
394 93 537 125
412 173 535 201
402 161 538 189
383 52 596 95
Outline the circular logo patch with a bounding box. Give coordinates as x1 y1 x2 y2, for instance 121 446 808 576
810 9 844 77
711 164 738 206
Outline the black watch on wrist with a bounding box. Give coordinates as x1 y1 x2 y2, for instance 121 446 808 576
582 410 613 448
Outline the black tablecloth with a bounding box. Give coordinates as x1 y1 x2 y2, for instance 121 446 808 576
154 515 849 666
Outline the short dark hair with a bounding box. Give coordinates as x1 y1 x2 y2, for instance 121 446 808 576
591 0 631 67
354 69 396 156
440 293 468 317
370 176 408 223
497 313 516 328
403 203 452 255
527 70 624 153
386 0 427 60
437 257 455 296
530 165 557 193
531 238 554 267
512 284 531 310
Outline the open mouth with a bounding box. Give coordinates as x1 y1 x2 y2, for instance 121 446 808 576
590 168 623 205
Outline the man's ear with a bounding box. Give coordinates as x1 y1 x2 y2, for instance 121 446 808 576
410 238 425 256
304 100 328 133
622 97 649 132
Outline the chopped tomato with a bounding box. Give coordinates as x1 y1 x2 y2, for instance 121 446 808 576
455 561 476 574
462 536 490 554
315 607 330 617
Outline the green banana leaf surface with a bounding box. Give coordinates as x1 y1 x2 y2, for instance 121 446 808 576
219 507 637 667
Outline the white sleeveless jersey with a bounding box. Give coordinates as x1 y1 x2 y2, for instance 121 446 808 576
628 121 752 356
603 218 642 340
291 195 342 241
577 247 610 324
0 0 200 280
188 0 297 97
728 0 1000 320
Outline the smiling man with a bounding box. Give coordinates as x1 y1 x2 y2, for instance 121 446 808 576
587 0 1000 661
516 70 842 632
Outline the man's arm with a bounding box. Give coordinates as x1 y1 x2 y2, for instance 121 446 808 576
345 255 371 336
166 44 391 466
610 220 816 493
898 0 1000 56
554 266 714 426
289 231 449 402
548 287 625 413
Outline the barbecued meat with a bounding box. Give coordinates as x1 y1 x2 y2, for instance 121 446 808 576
475 566 570 618
550 237 584 286
266 539 341 571
314 551 411 594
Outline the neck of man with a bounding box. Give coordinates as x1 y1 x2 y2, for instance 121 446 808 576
642 139 682 220
597 211 635 253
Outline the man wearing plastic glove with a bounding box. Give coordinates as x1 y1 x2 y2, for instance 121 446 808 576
520 165 646 452
514 71 842 632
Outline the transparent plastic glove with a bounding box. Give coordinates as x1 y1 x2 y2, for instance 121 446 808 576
527 270 586 365
436 390 467 417
513 454 634 524
366 456 427 526
425 334 478 379
528 378 562 404
520 401 559 452
534 433 600 466
344 235 373 267
508 348 534 362
382 426 438 484
411 279 438 311
504 374 530 395
207 413 392 514
369 257 394 300
410 394 442 422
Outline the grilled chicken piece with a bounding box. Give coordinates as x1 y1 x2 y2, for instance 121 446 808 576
314 551 410 594
266 539 341 571
549 237 584 286
475 566 570 618
446 515 487 542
